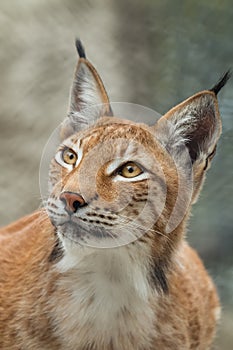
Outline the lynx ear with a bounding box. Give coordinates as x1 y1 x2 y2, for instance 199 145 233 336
156 72 230 164
60 40 113 140
155 72 230 201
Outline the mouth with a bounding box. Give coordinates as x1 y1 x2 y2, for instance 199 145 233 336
57 217 116 242
53 213 145 248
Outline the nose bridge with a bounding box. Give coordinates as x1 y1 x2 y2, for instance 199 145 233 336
61 158 98 204
62 169 81 194
62 162 97 202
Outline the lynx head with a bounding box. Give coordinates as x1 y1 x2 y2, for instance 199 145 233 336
47 40 229 257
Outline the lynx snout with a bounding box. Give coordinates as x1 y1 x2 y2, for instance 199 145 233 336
60 192 86 214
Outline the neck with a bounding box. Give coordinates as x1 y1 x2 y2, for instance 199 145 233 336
52 238 157 349
57 238 153 299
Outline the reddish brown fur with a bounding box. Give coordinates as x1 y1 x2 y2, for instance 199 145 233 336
0 211 219 349
0 210 62 349
0 44 223 349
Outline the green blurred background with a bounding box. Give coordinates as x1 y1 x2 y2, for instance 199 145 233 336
0 0 232 348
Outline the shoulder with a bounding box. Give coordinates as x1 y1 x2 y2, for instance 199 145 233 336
0 208 56 270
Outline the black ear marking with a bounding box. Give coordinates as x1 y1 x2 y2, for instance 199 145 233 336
210 70 231 95
204 145 217 171
75 38 86 59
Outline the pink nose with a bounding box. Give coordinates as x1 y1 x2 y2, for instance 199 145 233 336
60 191 86 214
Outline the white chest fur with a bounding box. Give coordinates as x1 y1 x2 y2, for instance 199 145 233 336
52 241 157 350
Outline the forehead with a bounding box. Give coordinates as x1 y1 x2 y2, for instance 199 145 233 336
67 120 158 154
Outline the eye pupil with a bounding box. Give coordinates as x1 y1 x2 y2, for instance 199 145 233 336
127 166 134 173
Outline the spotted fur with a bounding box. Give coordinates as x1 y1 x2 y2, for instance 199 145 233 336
0 41 227 349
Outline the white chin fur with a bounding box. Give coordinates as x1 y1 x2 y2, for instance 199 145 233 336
53 237 157 349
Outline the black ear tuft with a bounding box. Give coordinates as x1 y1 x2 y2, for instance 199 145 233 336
210 70 231 95
75 38 86 59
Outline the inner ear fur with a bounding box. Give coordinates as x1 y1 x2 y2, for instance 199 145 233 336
156 91 222 165
60 41 112 140
154 90 223 204
69 58 112 117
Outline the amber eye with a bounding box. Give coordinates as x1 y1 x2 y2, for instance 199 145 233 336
62 148 77 165
118 162 143 178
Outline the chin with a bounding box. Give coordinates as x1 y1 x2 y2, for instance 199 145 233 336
57 220 116 248
57 219 143 249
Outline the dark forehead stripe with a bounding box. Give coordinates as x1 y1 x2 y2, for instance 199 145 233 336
65 123 159 164
78 122 156 147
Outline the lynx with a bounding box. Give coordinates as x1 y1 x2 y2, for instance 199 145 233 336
0 40 230 350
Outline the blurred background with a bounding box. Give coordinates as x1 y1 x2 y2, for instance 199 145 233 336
0 0 232 348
